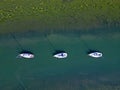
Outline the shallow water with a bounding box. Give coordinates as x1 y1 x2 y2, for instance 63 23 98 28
0 27 120 90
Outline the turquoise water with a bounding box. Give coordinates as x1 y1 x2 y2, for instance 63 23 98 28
0 27 120 90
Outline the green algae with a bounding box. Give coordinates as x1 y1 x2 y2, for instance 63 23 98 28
0 0 120 34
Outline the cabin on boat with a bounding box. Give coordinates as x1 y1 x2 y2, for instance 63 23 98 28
87 50 102 58
53 50 68 59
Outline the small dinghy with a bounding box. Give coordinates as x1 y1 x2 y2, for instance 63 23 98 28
53 50 68 59
17 51 34 59
88 50 102 58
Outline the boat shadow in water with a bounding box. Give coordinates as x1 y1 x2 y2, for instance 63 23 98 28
19 50 34 54
53 50 66 55
87 49 101 54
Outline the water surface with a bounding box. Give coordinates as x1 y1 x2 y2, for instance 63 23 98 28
0 27 120 90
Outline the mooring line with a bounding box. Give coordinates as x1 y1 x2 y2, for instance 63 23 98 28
16 75 28 90
44 34 56 51
10 33 24 51
81 37 91 51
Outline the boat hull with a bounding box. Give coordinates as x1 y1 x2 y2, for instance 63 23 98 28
53 53 67 59
18 53 34 59
88 52 102 58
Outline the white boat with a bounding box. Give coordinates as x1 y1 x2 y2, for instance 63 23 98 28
88 52 102 58
53 52 68 59
17 53 34 59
